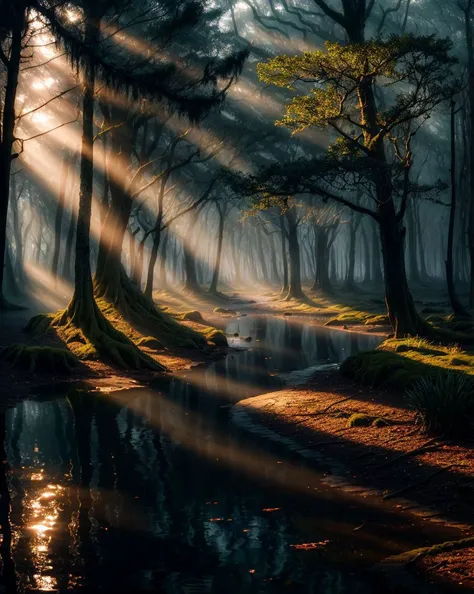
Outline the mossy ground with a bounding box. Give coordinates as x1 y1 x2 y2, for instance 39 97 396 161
0 344 78 374
341 337 474 390
25 298 228 372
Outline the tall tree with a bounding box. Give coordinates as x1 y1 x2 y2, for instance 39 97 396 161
254 14 457 336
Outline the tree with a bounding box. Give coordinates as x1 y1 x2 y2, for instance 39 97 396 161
21 0 247 366
254 32 457 336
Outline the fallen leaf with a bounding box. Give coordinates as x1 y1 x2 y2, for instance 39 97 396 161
290 541 330 550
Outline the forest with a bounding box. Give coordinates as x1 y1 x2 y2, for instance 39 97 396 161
1 1 474 593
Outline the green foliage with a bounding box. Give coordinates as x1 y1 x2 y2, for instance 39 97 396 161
406 373 474 438
258 35 457 138
0 344 78 374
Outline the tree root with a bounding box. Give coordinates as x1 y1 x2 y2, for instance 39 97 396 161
96 268 224 350
372 438 441 470
26 301 164 372
382 464 453 501
0 344 78 374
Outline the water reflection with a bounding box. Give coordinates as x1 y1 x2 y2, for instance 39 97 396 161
0 318 441 593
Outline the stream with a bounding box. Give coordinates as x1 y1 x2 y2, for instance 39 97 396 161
0 315 459 593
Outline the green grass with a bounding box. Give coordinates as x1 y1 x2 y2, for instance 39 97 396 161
341 337 474 390
325 311 390 327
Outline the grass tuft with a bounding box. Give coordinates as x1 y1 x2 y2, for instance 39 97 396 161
406 372 474 438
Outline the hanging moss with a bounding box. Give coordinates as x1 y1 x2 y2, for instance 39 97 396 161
0 344 78 374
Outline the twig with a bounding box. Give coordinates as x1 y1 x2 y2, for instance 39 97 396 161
349 428 421 461
373 437 440 470
294 396 354 422
382 465 453 500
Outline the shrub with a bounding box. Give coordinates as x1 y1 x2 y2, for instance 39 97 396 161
405 372 474 438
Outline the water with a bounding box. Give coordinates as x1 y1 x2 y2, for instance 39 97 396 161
0 316 455 593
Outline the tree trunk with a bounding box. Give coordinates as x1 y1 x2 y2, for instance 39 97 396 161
284 208 304 300
405 199 419 284
10 173 24 284
379 210 428 337
345 212 360 290
312 227 332 293
267 230 280 286
447 101 470 317
255 225 269 285
66 14 101 331
183 210 201 292
279 215 289 295
464 0 474 306
52 152 72 280
157 230 169 290
0 4 25 307
209 206 225 294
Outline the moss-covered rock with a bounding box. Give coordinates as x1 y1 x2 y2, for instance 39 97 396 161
213 307 233 314
204 329 228 347
372 417 390 428
0 344 78 374
181 310 204 322
348 413 372 427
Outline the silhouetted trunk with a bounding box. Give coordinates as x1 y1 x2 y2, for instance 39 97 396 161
66 13 102 328
371 222 383 285
0 4 25 307
312 227 332 293
183 210 201 292
405 200 419 284
63 206 76 280
230 228 243 286
267 230 280 285
462 0 474 305
379 208 428 337
447 101 470 318
52 152 73 280
209 205 225 294
361 223 371 283
255 225 269 284
279 215 288 295
285 208 304 300
345 213 361 290
158 230 169 289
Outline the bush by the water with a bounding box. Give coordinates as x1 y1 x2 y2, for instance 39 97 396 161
405 372 474 438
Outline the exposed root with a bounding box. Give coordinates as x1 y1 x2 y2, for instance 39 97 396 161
0 344 78 374
96 268 223 350
26 300 164 372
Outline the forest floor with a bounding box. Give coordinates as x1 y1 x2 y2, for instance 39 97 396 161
1 282 474 587
233 370 474 592
0 296 232 403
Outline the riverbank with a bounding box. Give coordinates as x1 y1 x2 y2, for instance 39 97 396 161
0 303 231 404
232 369 474 592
